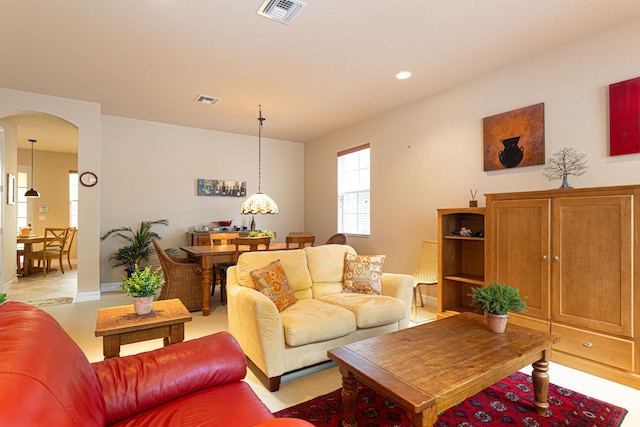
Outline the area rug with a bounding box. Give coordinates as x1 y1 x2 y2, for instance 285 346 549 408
24 297 74 307
275 372 627 427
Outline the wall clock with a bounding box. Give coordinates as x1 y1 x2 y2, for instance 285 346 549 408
79 171 98 187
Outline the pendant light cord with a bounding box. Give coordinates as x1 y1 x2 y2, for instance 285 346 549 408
258 105 265 193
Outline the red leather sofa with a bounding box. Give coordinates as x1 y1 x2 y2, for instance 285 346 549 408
0 301 312 427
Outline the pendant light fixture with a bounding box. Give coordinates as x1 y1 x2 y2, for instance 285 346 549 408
24 139 40 198
240 105 279 215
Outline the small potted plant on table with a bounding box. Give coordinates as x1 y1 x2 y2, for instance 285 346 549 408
468 282 527 333
121 265 165 315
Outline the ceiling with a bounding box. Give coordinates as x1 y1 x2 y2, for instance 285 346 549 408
3 0 640 153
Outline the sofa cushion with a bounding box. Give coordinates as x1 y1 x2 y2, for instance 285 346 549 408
343 253 386 295
236 249 313 299
319 293 405 328
304 245 357 298
280 299 357 346
250 260 297 312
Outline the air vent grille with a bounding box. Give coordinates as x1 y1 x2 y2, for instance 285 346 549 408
257 0 307 24
194 95 221 105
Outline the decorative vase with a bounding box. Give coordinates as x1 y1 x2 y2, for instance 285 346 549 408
498 136 524 168
486 313 508 333
133 296 154 315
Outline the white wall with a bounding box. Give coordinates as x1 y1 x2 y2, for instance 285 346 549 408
99 115 304 284
305 18 640 275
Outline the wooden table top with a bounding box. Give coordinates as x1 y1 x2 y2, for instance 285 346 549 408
328 312 559 415
180 242 288 256
95 298 192 337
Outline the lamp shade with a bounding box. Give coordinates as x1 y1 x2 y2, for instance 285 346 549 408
240 192 279 215
24 188 40 198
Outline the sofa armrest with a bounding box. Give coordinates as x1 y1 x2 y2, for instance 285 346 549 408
227 266 287 379
92 331 247 425
381 272 414 329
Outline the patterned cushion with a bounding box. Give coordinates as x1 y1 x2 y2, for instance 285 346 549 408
343 253 386 295
250 260 297 312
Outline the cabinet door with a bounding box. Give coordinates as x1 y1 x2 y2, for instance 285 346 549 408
551 195 633 337
488 199 550 318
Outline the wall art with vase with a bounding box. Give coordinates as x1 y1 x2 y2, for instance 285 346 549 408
483 103 545 171
609 76 640 156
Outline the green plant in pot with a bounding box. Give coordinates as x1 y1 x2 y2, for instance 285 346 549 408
121 264 165 315
468 282 527 333
101 219 176 277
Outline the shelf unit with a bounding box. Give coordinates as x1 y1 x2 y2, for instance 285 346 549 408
437 207 486 317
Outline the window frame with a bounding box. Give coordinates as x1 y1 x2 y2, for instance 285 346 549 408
337 143 370 236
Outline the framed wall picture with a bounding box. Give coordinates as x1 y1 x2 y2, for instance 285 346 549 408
196 179 247 197
609 76 640 156
7 174 15 205
483 103 545 171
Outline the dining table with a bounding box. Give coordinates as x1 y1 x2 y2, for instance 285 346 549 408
17 235 52 276
180 242 288 315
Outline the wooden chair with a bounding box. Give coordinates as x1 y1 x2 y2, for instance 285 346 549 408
25 227 69 277
153 239 203 312
215 236 271 305
325 233 348 245
210 232 239 245
412 240 438 323
61 227 77 270
286 235 315 249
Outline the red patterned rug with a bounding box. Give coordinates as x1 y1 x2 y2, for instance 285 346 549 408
275 372 627 426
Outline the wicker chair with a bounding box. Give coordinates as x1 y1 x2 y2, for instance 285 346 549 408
153 239 203 312
412 240 438 323
325 233 348 245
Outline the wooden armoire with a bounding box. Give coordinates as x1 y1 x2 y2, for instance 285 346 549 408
485 185 640 389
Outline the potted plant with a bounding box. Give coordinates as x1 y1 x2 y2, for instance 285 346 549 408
121 264 165 315
468 282 527 333
101 219 176 276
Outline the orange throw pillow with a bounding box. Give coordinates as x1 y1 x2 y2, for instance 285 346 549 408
250 260 297 312
343 253 386 295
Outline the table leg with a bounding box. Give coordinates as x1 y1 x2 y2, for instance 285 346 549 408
532 356 550 416
103 336 121 359
340 370 358 427
201 263 212 316
168 323 185 345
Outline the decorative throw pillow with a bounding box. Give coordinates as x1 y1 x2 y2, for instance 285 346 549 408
343 253 386 295
250 259 297 312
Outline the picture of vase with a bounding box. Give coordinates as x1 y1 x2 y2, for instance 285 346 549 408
498 136 524 168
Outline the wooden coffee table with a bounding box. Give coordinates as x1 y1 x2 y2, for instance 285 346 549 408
95 298 192 359
327 312 559 427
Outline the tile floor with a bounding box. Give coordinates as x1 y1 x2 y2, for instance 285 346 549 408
6 270 640 425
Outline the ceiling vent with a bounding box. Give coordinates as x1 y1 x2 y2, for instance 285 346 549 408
257 0 307 24
194 95 221 105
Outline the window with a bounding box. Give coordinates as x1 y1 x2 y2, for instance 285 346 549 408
337 143 370 235
16 169 30 233
69 172 78 228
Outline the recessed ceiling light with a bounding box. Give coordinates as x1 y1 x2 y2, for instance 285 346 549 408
395 71 412 80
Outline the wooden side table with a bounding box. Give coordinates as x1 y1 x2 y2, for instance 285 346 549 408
95 298 192 359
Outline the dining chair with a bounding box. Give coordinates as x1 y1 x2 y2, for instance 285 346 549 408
210 232 240 300
214 236 271 305
24 227 69 277
61 227 77 270
286 235 315 249
153 239 203 311
210 232 239 245
16 243 25 276
412 239 438 323
325 233 348 245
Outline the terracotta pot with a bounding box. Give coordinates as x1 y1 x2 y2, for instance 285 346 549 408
133 296 154 315
486 313 508 333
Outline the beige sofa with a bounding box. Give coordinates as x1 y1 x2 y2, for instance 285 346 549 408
226 244 413 391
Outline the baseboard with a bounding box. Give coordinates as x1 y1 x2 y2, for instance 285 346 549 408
101 282 121 292
75 291 101 302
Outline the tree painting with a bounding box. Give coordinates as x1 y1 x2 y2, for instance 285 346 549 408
543 147 587 189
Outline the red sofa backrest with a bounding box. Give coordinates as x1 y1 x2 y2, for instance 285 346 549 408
0 301 106 426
